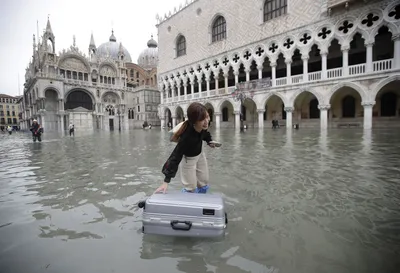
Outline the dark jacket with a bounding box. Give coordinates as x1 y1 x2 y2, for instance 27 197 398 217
162 124 212 183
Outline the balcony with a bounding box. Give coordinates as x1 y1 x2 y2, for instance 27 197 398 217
162 58 395 104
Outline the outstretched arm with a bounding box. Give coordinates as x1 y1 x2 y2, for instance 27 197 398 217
161 139 186 183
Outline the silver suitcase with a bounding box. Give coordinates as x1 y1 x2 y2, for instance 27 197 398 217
138 191 228 238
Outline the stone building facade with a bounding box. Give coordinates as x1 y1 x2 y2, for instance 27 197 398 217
156 0 400 129
22 18 159 132
0 94 20 130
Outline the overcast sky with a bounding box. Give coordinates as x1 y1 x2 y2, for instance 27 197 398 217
0 0 184 96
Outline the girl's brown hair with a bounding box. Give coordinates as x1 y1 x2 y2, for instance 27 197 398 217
171 102 208 142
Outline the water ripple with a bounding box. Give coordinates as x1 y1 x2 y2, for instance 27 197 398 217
0 129 400 273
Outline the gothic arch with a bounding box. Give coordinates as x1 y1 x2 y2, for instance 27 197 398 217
257 92 288 109
202 101 217 111
371 75 400 101
326 82 367 104
345 28 371 44
369 21 398 38
216 98 236 112
289 88 324 107
174 105 185 117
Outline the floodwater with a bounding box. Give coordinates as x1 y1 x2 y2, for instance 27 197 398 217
0 127 399 273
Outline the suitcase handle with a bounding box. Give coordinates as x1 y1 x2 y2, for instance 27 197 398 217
170 220 192 231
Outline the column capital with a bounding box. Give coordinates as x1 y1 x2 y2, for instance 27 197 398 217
364 41 374 47
318 104 331 110
301 55 309 61
320 50 328 56
214 112 222 116
256 109 265 113
391 34 400 41
233 111 241 115
341 45 350 52
284 107 294 113
362 101 375 107
284 59 292 65
171 115 177 119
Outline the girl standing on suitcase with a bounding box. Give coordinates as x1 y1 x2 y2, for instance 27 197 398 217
155 102 218 194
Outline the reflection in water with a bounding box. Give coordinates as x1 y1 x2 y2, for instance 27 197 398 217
0 128 400 273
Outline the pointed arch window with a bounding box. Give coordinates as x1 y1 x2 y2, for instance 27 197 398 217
212 16 226 42
264 0 287 22
176 35 186 57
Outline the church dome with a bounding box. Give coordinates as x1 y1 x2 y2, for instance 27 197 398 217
138 35 158 70
96 30 132 63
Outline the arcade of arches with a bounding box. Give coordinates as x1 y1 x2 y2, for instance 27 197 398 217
161 79 400 129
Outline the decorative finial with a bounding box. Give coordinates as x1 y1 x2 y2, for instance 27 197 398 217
73 35 76 47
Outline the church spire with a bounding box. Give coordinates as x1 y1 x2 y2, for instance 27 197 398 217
89 32 96 47
45 15 53 35
109 29 116 42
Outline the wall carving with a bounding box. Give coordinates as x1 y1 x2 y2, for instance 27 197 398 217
100 65 117 77
59 57 88 72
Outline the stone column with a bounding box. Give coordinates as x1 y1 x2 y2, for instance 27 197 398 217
302 55 309 82
234 68 239 84
321 51 327 79
177 82 181 101
285 59 292 84
318 104 330 129
160 90 164 104
365 42 374 73
342 46 349 77
224 71 229 94
362 102 375 129
172 116 177 128
40 113 46 130
393 34 400 69
257 64 263 79
271 62 276 87
171 84 175 101
183 83 187 100
257 109 265 128
60 114 65 132
211 70 218 92
198 77 202 98
215 112 221 129
284 107 294 129
245 67 250 82
234 111 241 130
124 114 129 131
205 73 210 97
160 117 165 128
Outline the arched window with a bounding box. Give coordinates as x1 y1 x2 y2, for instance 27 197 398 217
176 35 186 57
212 16 226 42
264 0 287 22
106 105 115 116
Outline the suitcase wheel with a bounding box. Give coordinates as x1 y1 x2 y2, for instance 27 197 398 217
138 200 146 209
